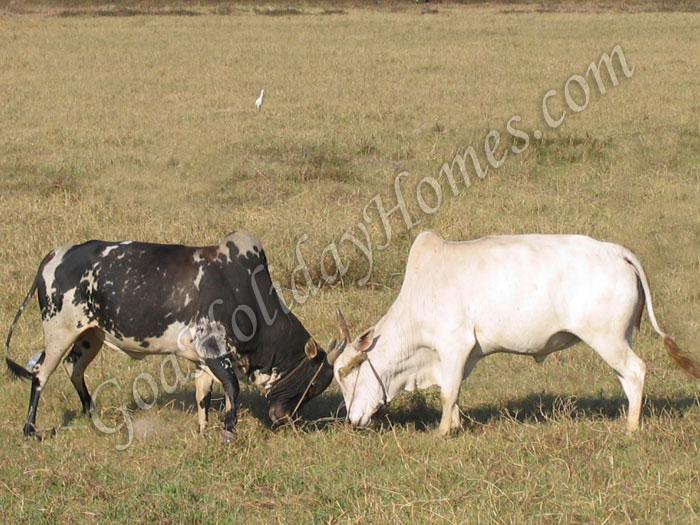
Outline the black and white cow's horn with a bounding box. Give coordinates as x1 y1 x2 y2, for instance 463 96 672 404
326 338 337 353
336 309 351 342
326 339 346 366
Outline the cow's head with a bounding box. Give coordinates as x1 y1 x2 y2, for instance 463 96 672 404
265 338 338 424
329 310 386 428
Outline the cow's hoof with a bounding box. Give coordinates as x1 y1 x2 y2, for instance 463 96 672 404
82 400 96 417
222 430 234 443
23 424 42 441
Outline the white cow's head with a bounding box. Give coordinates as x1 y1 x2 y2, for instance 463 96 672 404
327 310 387 428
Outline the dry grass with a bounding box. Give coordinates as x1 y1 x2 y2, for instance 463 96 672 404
1 3 699 522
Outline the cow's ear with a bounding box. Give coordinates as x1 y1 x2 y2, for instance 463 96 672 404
304 338 319 360
356 328 375 352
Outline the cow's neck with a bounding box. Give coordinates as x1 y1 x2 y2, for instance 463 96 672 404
258 310 309 373
373 302 440 401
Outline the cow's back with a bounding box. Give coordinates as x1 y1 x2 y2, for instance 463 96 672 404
37 241 119 321
399 233 640 352
38 240 215 347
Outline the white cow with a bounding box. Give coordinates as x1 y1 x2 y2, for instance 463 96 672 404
332 232 699 434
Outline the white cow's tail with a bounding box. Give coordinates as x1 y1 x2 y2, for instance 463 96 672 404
5 252 53 380
623 250 700 379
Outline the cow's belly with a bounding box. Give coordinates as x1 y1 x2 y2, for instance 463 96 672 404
464 283 585 355
101 321 197 361
475 321 578 356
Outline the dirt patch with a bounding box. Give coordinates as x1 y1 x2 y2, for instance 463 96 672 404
131 414 176 442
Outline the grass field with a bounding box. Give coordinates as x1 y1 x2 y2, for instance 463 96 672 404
1 2 699 522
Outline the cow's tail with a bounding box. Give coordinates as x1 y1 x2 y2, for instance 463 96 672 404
5 256 50 380
623 250 700 379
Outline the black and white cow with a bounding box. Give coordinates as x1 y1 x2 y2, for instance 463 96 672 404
5 231 341 439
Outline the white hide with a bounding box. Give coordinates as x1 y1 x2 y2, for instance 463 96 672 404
334 232 666 434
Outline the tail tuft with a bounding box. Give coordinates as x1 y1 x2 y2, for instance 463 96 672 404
5 358 32 380
664 337 700 379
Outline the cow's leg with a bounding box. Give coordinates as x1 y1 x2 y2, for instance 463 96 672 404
24 330 78 437
194 364 234 435
438 336 478 436
450 349 482 430
203 355 240 442
586 335 646 432
62 329 103 416
195 366 214 434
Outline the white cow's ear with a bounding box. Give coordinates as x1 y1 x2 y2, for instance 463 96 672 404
355 328 375 352
304 338 319 360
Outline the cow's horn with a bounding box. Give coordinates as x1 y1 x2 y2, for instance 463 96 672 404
326 339 346 366
336 309 351 342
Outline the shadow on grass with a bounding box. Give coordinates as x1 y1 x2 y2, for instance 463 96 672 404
75 384 346 427
379 392 699 432
59 387 697 436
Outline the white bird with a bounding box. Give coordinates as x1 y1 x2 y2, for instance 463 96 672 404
255 89 264 111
